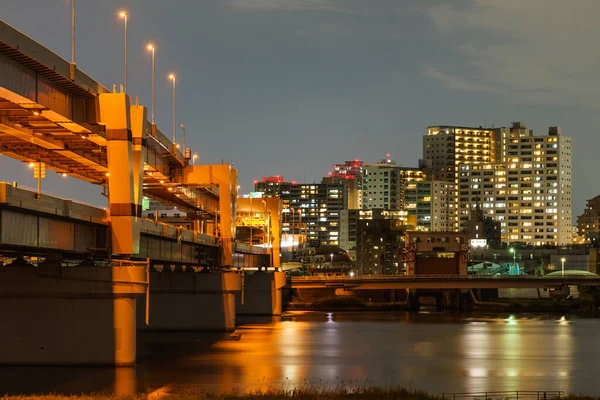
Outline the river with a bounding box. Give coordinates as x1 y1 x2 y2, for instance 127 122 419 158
1 311 598 396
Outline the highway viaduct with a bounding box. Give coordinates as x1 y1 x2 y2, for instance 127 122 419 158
0 19 284 366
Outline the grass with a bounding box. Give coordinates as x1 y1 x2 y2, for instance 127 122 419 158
0 387 440 400
4 387 599 400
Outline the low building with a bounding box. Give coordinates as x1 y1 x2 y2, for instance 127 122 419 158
464 207 502 249
357 209 410 275
404 231 469 275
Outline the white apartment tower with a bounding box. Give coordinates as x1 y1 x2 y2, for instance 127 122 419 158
457 124 572 246
362 158 403 211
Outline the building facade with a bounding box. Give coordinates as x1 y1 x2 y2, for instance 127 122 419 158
356 209 409 275
255 178 344 246
340 209 359 259
362 158 403 211
326 160 364 209
457 126 572 246
400 168 455 232
577 194 600 245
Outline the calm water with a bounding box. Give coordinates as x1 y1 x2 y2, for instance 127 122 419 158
1 311 599 396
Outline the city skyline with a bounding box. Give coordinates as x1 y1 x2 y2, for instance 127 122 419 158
1 0 598 216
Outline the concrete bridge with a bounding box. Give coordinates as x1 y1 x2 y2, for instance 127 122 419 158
291 275 600 290
0 19 285 367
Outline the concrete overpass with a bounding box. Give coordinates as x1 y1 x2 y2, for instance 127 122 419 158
291 275 600 290
0 19 285 367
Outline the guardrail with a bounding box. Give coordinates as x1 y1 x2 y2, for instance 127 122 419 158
441 391 565 400
291 274 600 281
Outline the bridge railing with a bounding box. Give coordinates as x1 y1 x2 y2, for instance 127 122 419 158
291 274 600 281
440 390 565 400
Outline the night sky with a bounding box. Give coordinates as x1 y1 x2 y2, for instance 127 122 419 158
2 0 599 215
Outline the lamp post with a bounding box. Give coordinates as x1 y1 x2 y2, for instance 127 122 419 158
168 74 176 149
509 248 516 265
119 11 128 93
561 257 566 276
297 208 302 251
330 253 334 265
180 124 186 158
147 44 155 124
192 154 198 166
289 207 295 258
71 0 75 65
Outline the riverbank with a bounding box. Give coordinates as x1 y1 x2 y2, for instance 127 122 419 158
2 388 597 400
286 295 598 315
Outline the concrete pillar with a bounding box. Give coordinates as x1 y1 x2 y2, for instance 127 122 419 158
407 292 420 311
0 265 145 366
129 104 148 218
113 297 137 366
183 165 238 266
236 271 286 315
99 93 140 254
263 197 281 269
138 271 241 331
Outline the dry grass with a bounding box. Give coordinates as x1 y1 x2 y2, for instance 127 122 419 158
2 388 597 400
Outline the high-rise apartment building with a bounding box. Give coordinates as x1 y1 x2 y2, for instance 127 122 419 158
577 194 600 245
328 159 364 209
421 126 502 182
400 168 454 232
340 209 359 259
457 125 572 246
362 158 403 211
421 125 502 230
254 176 288 197
255 178 344 246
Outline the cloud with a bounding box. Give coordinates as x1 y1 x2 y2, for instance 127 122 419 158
423 0 600 106
228 0 361 15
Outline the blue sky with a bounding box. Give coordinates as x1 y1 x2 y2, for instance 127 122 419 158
2 0 599 215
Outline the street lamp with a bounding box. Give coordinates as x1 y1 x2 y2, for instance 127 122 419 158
71 0 75 65
180 123 186 157
147 44 156 125
330 253 334 264
119 11 128 93
561 257 566 276
168 74 176 149
192 154 198 166
509 248 516 266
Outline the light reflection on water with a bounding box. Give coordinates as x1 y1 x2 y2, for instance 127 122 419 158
0 312 597 396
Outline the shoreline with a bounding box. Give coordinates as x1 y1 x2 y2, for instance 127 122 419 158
0 387 594 400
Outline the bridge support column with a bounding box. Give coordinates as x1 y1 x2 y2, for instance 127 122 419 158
183 165 238 267
407 291 420 311
0 264 146 366
236 271 286 316
137 271 241 331
129 104 148 218
99 93 140 255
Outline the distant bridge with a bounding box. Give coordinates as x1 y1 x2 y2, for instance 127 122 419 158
291 275 600 290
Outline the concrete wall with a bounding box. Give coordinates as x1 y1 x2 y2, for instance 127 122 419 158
236 271 286 315
137 271 241 331
0 265 145 366
0 297 136 366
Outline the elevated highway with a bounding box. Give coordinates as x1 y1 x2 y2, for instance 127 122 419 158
0 19 273 266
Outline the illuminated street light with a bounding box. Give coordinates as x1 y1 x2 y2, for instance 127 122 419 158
119 11 128 93
561 257 566 276
330 253 334 264
169 73 176 148
192 154 198 166
147 44 156 124
509 248 516 266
